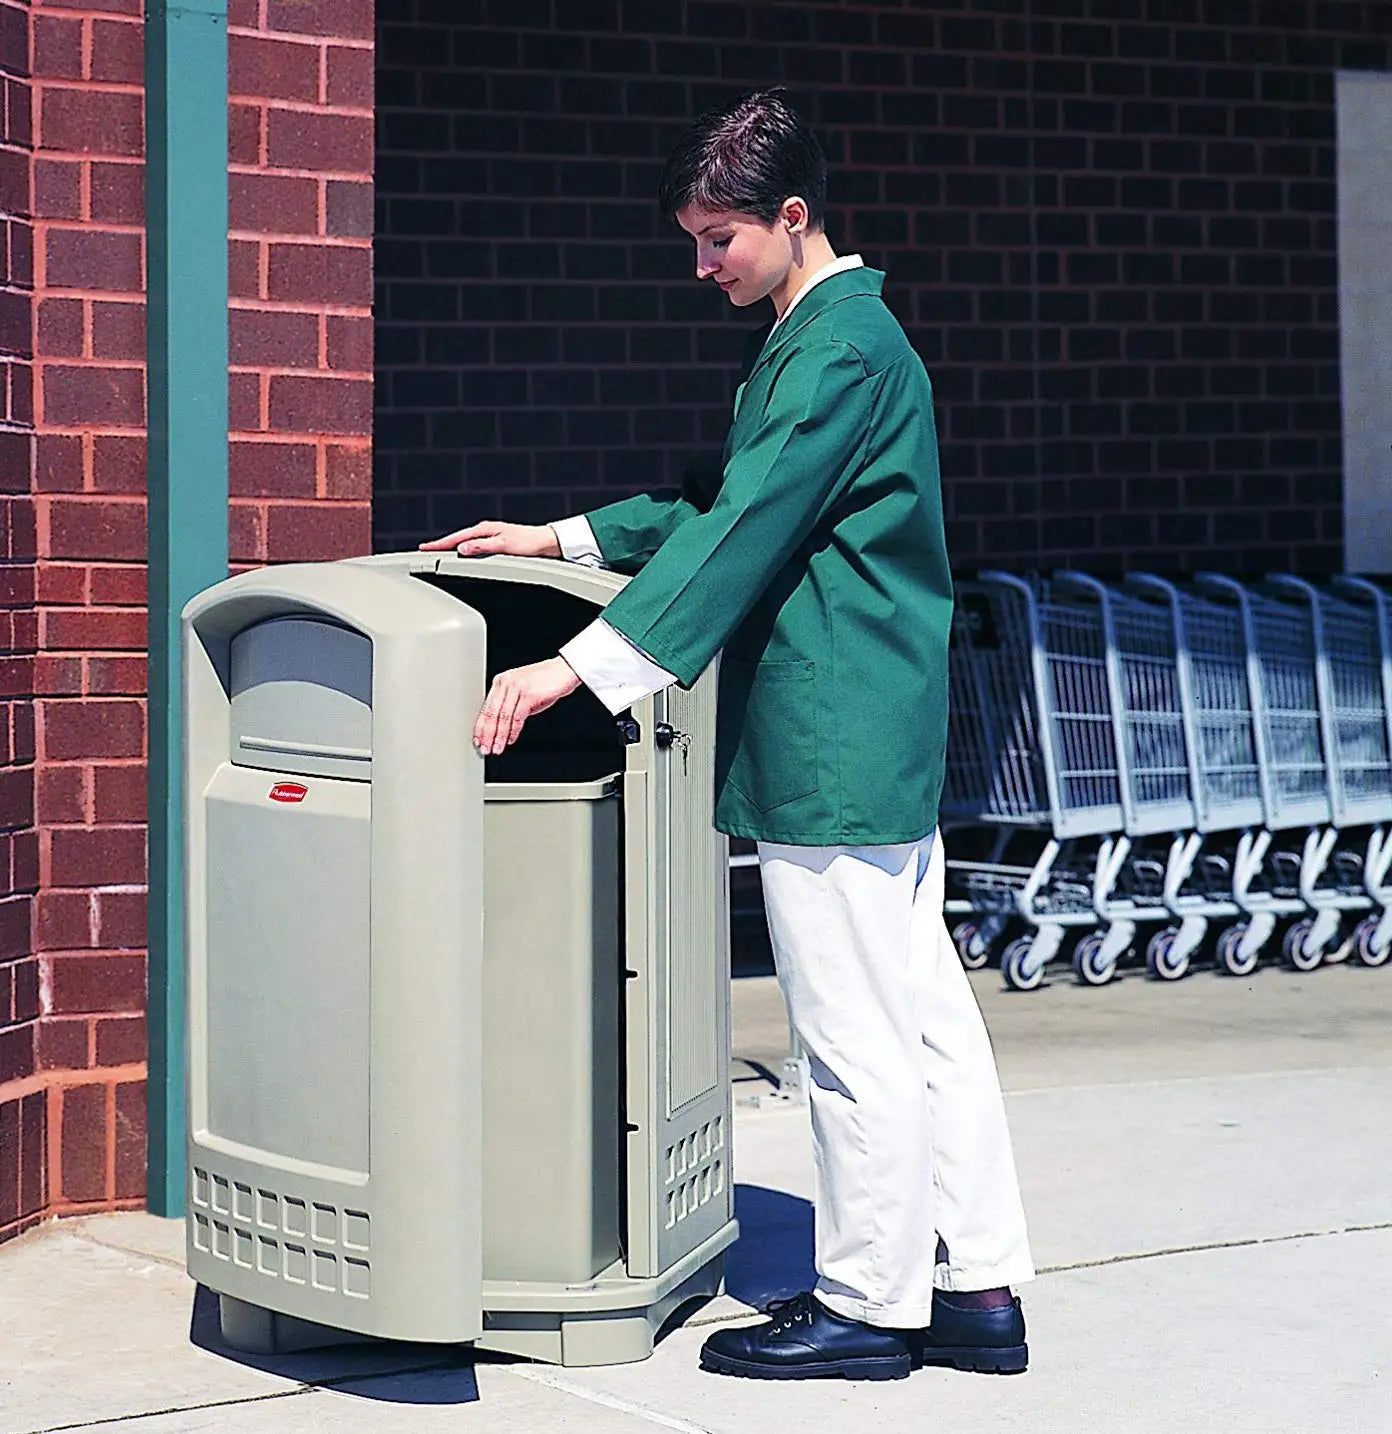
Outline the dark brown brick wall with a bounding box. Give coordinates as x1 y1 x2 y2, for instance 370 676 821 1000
373 0 1391 571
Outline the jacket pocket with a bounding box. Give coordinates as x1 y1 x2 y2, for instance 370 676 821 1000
723 659 819 812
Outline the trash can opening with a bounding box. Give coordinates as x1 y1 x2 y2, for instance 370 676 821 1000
418 572 627 784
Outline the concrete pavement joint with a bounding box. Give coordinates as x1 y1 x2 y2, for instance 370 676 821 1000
508 1366 717 1433
16 1350 484 1434
20 1386 318 1434
62 1230 185 1272
684 1307 757 1327
1036 1219 1392 1276
1001 1061 1392 1096
677 1221 1392 1331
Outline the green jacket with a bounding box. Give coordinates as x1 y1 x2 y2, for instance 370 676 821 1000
585 267 953 845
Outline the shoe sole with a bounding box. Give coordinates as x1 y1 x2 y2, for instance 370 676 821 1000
915 1343 1029 1375
700 1351 912 1381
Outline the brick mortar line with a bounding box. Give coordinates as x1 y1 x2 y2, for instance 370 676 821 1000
33 359 374 379
220 494 370 503
0 1061 144 1112
233 97 374 120
225 29 370 47
32 427 372 442
229 244 374 257
230 303 375 318
34 221 143 235
233 366 373 377
31 79 142 96
229 29 372 49
0 1069 47 1102
230 166 372 179
23 754 144 761
36 80 372 118
32 640 150 648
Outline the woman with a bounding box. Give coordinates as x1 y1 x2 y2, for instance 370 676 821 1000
422 88 1034 1382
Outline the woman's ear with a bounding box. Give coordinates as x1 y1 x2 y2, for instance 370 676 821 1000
782 196 809 235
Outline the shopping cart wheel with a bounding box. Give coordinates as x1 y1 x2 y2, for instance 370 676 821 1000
1072 932 1116 987
1001 937 1044 992
1281 919 1325 973
951 920 992 971
1352 916 1392 968
1145 926 1189 982
1215 923 1258 977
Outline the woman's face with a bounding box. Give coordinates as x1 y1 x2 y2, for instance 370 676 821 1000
675 201 805 308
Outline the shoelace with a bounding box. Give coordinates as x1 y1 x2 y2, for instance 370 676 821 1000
762 1292 817 1334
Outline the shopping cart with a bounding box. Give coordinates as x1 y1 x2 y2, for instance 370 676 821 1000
1122 574 1266 977
946 566 1392 990
1272 575 1392 966
1037 573 1193 984
943 571 1128 991
1191 573 1339 972
942 572 1062 975
1329 577 1392 966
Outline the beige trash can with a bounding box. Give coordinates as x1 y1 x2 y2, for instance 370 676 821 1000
183 552 736 1367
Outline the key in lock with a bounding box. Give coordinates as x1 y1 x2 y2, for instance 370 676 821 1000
654 722 691 775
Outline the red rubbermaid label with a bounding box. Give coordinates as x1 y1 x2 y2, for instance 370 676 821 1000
268 782 308 804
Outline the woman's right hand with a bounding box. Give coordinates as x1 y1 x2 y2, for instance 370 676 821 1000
418 521 561 559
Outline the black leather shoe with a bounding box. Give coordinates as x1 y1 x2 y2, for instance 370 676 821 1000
700 1292 912 1381
913 1290 1028 1374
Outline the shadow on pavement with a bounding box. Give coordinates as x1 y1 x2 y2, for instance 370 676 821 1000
725 1184 816 1310
183 1186 815 1392
188 1283 481 1403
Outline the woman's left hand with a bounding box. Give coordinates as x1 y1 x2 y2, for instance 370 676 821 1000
474 657 582 755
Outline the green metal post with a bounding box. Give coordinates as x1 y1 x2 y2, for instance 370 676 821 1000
144 0 229 1217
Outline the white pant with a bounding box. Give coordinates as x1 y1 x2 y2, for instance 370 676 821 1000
757 829 1035 1328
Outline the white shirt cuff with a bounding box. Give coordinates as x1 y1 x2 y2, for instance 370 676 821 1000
560 618 679 716
549 515 606 567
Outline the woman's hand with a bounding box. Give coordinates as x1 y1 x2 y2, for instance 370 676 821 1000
474 657 582 755
419 521 561 558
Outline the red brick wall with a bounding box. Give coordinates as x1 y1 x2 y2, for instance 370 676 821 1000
29 0 149 1233
227 0 373 568
1 0 44 1244
0 0 372 1245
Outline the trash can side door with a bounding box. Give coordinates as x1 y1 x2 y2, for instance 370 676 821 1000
621 667 734 1280
183 565 487 1343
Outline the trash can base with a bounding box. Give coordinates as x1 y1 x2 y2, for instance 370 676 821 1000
218 1293 379 1355
476 1251 726 1366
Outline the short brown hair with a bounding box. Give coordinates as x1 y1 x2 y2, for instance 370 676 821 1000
657 88 828 229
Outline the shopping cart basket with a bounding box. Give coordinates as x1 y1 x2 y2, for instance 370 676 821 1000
945 572 1127 990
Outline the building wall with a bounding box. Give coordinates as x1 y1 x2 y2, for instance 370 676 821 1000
1337 69 1392 574
0 0 373 1247
373 0 1390 572
1 0 44 1244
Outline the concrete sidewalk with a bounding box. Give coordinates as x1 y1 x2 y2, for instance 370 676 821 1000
4 965 1392 1433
